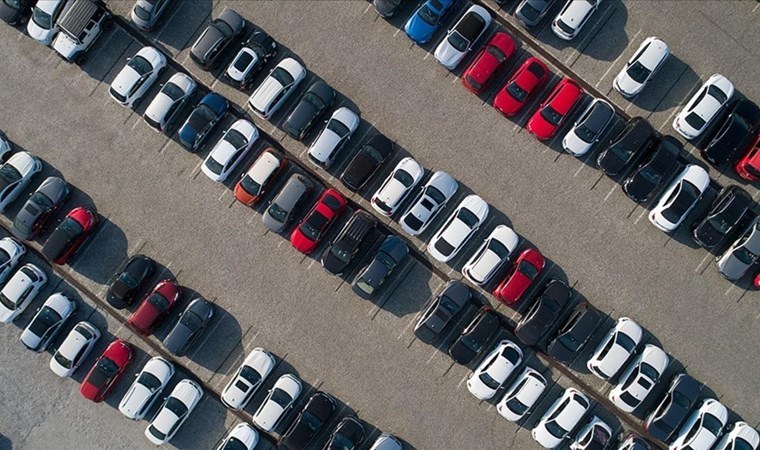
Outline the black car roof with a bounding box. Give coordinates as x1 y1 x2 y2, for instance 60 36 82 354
456 11 487 40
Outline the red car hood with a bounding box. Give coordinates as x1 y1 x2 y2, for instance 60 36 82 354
497 272 532 304
290 226 317 254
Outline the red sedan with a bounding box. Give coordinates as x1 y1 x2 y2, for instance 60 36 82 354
526 78 583 140
290 188 347 254
80 339 134 402
493 248 545 306
734 133 760 181
41 206 98 265
127 279 182 336
462 32 516 94
493 57 550 117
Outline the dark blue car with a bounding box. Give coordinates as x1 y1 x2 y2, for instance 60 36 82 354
404 0 456 45
178 92 228 152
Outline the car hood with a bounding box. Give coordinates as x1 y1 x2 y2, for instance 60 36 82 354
405 12 435 41
435 39 464 69
120 384 154 417
309 130 341 162
52 32 79 60
27 20 56 43
145 92 175 121
209 141 238 166
615 71 643 96
250 77 285 112
10 152 39 176
563 129 593 156
375 178 409 206
359 259 388 288
440 219 473 249
467 250 503 283
111 67 141 97
255 402 285 430
164 324 192 354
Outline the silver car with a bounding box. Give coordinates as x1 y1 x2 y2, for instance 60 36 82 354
399 171 458 236
716 217 760 281
130 0 172 31
262 174 312 233
143 72 197 133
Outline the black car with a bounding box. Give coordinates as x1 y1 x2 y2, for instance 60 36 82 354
597 117 659 177
546 301 602 365
11 176 70 240
280 392 336 450
106 255 155 309
373 0 403 18
320 210 377 276
351 235 409 300
448 306 500 365
162 298 214 356
189 9 245 70
623 136 681 203
514 0 557 28
701 99 760 167
644 373 700 443
224 30 278 89
322 416 365 450
514 279 571 347
0 0 33 25
414 280 471 344
283 81 336 141
340 135 394 192
691 185 754 251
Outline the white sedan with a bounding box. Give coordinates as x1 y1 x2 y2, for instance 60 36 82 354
614 36 670 98
649 164 710 233
145 379 203 445
552 0 601 40
467 340 523 400
27 0 66 46
109 46 167 108
49 321 101 377
669 399 728 450
252 373 302 432
0 263 47 323
562 98 615 157
428 194 489 263
399 170 458 236
0 236 25 283
496 367 547 422
434 5 492 70
307 107 361 168
216 423 259 450
202 119 259 182
20 293 76 352
221 347 275 410
462 225 519 286
144 72 197 133
570 416 613 450
713 421 759 450
532 388 592 448
673 74 734 139
0 151 43 213
609 344 669 413
248 57 306 119
371 157 424 217
119 356 175 420
587 317 642 380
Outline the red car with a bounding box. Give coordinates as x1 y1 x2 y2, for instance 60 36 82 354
41 206 98 265
127 279 182 336
734 133 760 181
80 339 134 402
493 248 545 306
462 32 516 94
526 78 583 140
290 188 347 254
493 57 550 117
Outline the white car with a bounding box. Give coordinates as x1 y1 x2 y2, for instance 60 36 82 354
673 74 735 139
713 421 759 450
247 57 306 119
202 119 259 182
496 367 547 422
252 373 302 432
144 72 197 133
0 263 47 324
649 164 710 233
0 151 43 213
130 0 172 30
119 356 175 420
400 171 458 236
109 46 167 108
0 237 26 284
216 423 259 450
145 379 203 446
20 293 76 352
532 388 592 449
221 347 275 410
587 317 642 380
613 37 670 98
570 416 613 450
609 344 669 413
552 0 602 40
26 0 66 46
49 321 100 377
467 339 523 400
371 157 425 217
434 5 491 70
562 98 615 157
0 130 12 160
307 107 361 168
462 225 519 286
370 433 403 450
669 399 728 450
428 194 489 263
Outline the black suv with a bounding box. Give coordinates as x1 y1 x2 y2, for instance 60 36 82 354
691 185 754 251
597 117 660 177
320 210 377 275
515 279 571 347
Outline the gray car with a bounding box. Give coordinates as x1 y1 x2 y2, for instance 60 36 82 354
12 176 69 240
190 9 245 70
282 81 336 141
352 235 409 300
716 217 760 281
369 433 403 450
515 0 557 28
130 0 172 31
414 280 471 344
163 298 214 357
262 174 313 233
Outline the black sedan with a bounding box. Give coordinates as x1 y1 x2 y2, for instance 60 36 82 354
701 99 760 167
623 136 680 203
280 391 336 450
106 254 155 309
414 280 471 344
597 117 659 177
644 373 700 443
691 185 754 251
340 134 394 192
351 235 409 300
11 176 69 240
282 81 335 141
514 279 571 347
163 298 214 356
0 0 33 25
546 301 602 365
322 416 365 450
189 9 245 70
448 306 500 365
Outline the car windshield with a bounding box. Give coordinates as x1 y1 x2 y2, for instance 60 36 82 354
519 3 540 20
615 332 637 352
0 249 10 266
638 166 661 185
303 92 326 110
301 411 323 430
540 105 563 126
735 439 755 450
327 119 350 138
403 214 423 231
393 170 414 188
575 124 596 143
270 387 293 407
138 372 162 391
28 306 62 336
702 413 723 434
133 4 151 21
162 82 185 101
197 104 218 122
0 164 21 185
54 351 73 369
672 391 691 408
148 425 167 441
506 397 529 414
271 67 294 87
518 260 539 279
300 211 329 240
557 19 575 34
116 271 139 293
733 247 757 265
457 209 479 227
461 336 481 352
59 217 84 239
165 397 188 418
267 203 288 222
626 61 652 83
662 181 699 222
0 293 16 310
212 19 234 38
30 191 54 210
448 32 469 52
31 6 52 29
376 251 397 270
684 112 706 130
610 143 635 162
487 239 510 258
706 215 733 235
639 362 659 381
240 366 262 386
92 357 119 385
479 372 501 389
507 82 528 102
180 310 204 331
221 437 249 450
707 85 728 104
240 174 262 196
487 45 508 63
558 332 582 351
434 238 455 257
205 157 224 175
545 420 568 439
440 296 460 315
147 293 170 312
224 129 248 149
418 4 439 25
330 433 357 450
128 56 153 76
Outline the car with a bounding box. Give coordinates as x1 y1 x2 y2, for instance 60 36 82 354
27 0 66 45
143 72 197 133
283 81 336 141
41 206 98 265
702 99 760 167
609 344 669 413
322 416 366 450
290 189 347 254
80 338 134 402
119 356 175 420
109 46 166 107
0 263 47 324
202 119 259 182
404 0 456 44
0 130 12 161
216 423 259 450
692 186 753 251
248 57 306 119
434 5 491 70
514 279 571 347
127 279 182 336
527 78 583 140
0 236 25 284
414 280 471 344
130 0 171 30
622 135 680 202
49 321 100 377
281 391 337 450
618 433 652 450
252 373 302 432
371 157 425 217
399 170 458 236
597 117 660 177
669 399 728 450
0 151 42 213
493 57 550 117
587 317 643 380
178 92 229 152
649 165 710 233
19 292 75 352
714 422 760 450
221 348 275 410
106 254 155 309
11 176 70 240
321 210 377 276
614 37 670 98
307 107 361 168
340 134 394 192
672 74 735 140
234 149 287 206
0 0 32 25
716 217 760 281
570 416 612 450
427 194 489 263
448 306 500 364
373 0 403 18
462 225 519 286
532 388 592 448
546 302 603 365
163 298 214 356
644 374 701 443
496 367 547 422
224 30 278 89
145 379 203 445
190 9 245 70
51 0 111 63
351 235 409 299
467 339 523 400
462 32 516 94
735 132 760 181
562 98 615 156
493 248 545 306
263 174 313 233
551 0 601 40
515 0 558 28
369 433 403 450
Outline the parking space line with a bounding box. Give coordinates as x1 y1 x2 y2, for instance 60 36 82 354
363 3 372 14
602 183 617 202
456 371 470 389
595 28 641 88
694 252 712 273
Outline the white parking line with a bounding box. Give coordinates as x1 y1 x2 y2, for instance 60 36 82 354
595 29 641 87
217 187 227 201
363 3 372 13
457 371 470 389
695 252 712 272
634 208 648 224
724 284 734 296
398 311 422 340
603 183 617 202
394 28 401 37
754 2 760 12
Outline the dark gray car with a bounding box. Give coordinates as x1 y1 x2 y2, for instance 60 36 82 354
190 9 245 70
283 81 336 141
414 280 471 344
262 174 312 233
514 0 557 28
352 235 409 299
546 301 602 365
163 298 214 356
12 176 69 240
321 210 377 276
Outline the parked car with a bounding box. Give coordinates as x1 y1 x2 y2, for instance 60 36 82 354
715 217 760 281
618 433 652 450
321 210 377 275
290 189 347 254
109 46 166 107
80 339 134 402
462 32 515 94
369 433 403 450
428 194 489 263
493 248 545 306
701 99 760 166
434 5 491 70
19 292 75 352
546 302 602 365
234 149 287 207
322 416 365 450
448 306 500 364
404 0 456 44
351 235 409 299
340 134 394 192
216 423 259 450
280 392 336 450
373 0 403 17
597 117 659 177
11 176 70 240
252 374 302 432
622 135 680 202
0 151 43 213
497 367 547 422
713 422 760 450
307 107 361 168
0 130 12 161
190 9 245 69
644 373 700 443
669 399 728 450
130 0 172 30
515 279 571 346
493 57 550 117
224 30 278 89
119 356 175 420
587 317 643 380
734 132 760 181
106 254 155 309
532 388 592 448
202 119 259 182
371 157 425 217
143 72 196 133
570 416 612 450
399 170 458 236
283 81 335 141
515 0 557 28
414 280 471 344
221 348 275 410
262 174 312 233
248 57 306 119
27 0 66 45
163 298 213 356
0 0 32 25
49 321 100 377
178 92 229 152
41 206 97 265
609 344 669 413
51 0 110 63
527 78 583 140
0 236 25 284
0 263 46 323
614 37 670 98
127 279 182 336
649 165 710 233
462 225 519 286
672 74 734 140
691 185 753 251
145 379 203 445
467 339 523 400
562 98 615 157
552 0 601 40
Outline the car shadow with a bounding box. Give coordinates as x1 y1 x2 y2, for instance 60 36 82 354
579 0 629 63
173 297 243 372
147 0 214 57
67 214 129 284
630 54 700 114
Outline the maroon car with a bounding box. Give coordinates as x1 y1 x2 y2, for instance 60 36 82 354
127 279 182 336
